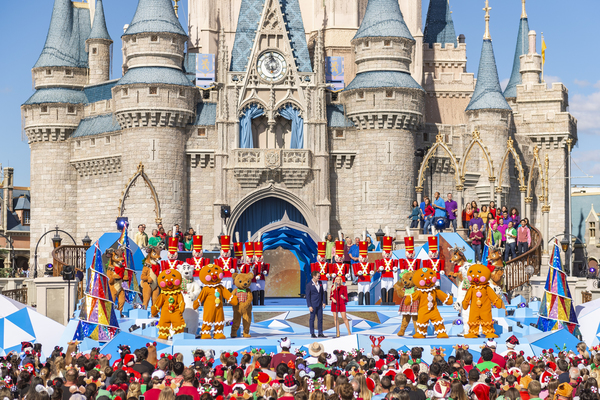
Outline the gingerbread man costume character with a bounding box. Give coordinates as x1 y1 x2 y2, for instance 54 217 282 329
150 269 186 339
185 235 209 279
377 236 398 304
193 264 239 339
353 240 374 305
404 268 453 338
462 264 504 338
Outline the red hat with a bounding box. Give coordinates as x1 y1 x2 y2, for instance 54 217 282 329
366 377 375 392
433 380 451 398
382 236 393 252
192 235 203 251
402 368 415 384
168 237 179 254
335 241 344 257
233 242 243 258
472 383 490 400
404 236 414 253
244 242 254 257
220 235 231 252
428 236 438 254
318 242 326 258
359 241 368 257
254 242 263 257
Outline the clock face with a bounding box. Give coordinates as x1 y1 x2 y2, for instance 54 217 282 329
257 51 287 82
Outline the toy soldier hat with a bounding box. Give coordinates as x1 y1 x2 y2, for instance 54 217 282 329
220 235 231 251
318 242 326 257
244 242 254 257
254 242 264 257
428 236 438 253
192 235 203 251
233 242 243 258
382 236 393 253
334 241 345 257
404 236 414 253
359 241 368 257
168 237 179 254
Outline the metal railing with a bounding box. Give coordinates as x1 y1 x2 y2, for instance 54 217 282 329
52 245 87 300
3 288 27 305
505 225 543 292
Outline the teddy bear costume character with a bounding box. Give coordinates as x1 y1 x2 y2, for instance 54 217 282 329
177 262 201 334
193 264 239 339
150 269 186 339
404 267 453 338
230 272 253 338
105 247 128 316
394 271 418 336
462 264 504 338
141 245 161 309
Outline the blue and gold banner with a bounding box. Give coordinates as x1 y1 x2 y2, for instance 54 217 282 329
196 54 215 88
326 56 344 91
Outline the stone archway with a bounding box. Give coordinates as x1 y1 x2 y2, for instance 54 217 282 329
497 138 527 214
118 162 162 224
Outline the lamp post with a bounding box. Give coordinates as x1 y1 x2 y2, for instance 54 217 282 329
560 236 571 276
0 233 16 277
82 234 92 249
33 226 77 278
375 226 385 245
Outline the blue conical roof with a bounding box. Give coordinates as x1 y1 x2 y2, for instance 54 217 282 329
503 17 530 98
353 0 413 41
89 0 112 41
466 40 511 111
34 0 91 69
124 0 186 37
424 0 457 48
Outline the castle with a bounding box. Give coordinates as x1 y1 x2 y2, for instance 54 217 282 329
22 0 577 269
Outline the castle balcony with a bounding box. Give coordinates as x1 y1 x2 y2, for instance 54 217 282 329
231 149 312 189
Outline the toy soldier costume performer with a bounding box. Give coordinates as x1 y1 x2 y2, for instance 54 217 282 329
185 235 208 281
353 240 374 305
160 236 183 272
241 241 258 301
311 242 330 305
422 236 444 281
377 236 398 304
214 235 237 290
331 240 349 282
253 241 270 306
400 236 420 272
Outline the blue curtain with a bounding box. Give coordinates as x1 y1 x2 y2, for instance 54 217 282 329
239 104 264 148
233 197 307 241
279 105 304 149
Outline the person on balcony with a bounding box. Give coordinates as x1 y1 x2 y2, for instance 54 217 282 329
469 224 484 263
517 219 531 255
505 221 517 261
422 197 434 234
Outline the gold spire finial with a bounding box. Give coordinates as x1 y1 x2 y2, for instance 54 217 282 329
521 0 527 19
483 0 492 40
173 0 180 17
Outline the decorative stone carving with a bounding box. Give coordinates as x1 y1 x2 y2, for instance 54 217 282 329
233 169 263 189
331 151 356 169
264 149 281 169
232 149 312 188
187 149 215 168
70 155 122 177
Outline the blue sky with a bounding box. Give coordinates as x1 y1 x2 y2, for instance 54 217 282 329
0 0 597 186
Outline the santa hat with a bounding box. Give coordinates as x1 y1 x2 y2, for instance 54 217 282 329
123 354 136 367
402 368 415 384
282 375 297 393
244 242 254 258
220 235 231 252
317 242 326 258
359 241 368 257
192 235 203 251
233 242 243 258
335 241 344 257
382 236 393 253
168 237 179 254
539 370 554 387
428 236 438 254
506 335 519 349
254 242 264 257
471 383 490 400
433 380 451 398
366 377 375 392
404 236 414 254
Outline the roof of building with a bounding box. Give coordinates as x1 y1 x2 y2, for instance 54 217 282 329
72 113 121 138
183 53 197 83
466 40 511 111
84 80 118 103
345 71 424 91
423 0 457 48
116 67 194 87
230 0 312 73
503 17 530 99
88 0 112 41
23 88 88 106
6 212 29 233
123 0 186 37
353 0 413 41
14 196 31 211
572 194 600 243
326 104 354 128
34 0 91 69
193 103 217 126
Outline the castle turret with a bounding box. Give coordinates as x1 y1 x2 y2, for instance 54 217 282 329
465 0 511 205
86 0 112 85
423 0 457 48
113 0 196 230
22 0 92 270
340 0 424 231
503 0 530 102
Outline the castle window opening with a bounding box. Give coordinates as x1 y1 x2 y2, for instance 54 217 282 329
591 222 596 238
41 105 48 113
131 36 137 43
384 40 391 47
45 69 52 76
76 140 81 148
65 69 73 76
90 138 96 147
149 87 158 95
105 136 111 144
67 105 75 114
331 92 338 101
335 130 344 138
122 88 129 96
357 91 364 100
92 47 97 55
202 90 210 100
151 35 158 42
364 41 370 48
24 211 30 225
198 127 207 137
423 132 429 142
386 90 394 98
179 88 185 97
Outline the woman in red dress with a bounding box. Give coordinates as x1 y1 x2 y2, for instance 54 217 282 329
330 276 351 337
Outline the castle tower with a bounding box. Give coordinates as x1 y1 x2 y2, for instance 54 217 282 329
113 0 196 230
22 0 92 269
86 0 112 85
465 0 511 205
339 0 425 232
503 0 530 103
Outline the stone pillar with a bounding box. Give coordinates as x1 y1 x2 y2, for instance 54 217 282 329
542 205 551 253
455 185 464 229
520 187 527 217
495 187 502 212
489 177 496 204
525 197 533 219
34 276 78 325
416 187 423 204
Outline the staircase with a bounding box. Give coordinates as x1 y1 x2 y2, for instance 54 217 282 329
504 225 542 293
51 245 88 300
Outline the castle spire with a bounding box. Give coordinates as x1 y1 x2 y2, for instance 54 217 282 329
504 0 530 98
353 0 413 41
88 0 112 41
466 0 510 111
424 0 457 48
124 0 186 37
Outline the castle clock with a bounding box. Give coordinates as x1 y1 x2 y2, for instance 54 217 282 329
257 51 287 82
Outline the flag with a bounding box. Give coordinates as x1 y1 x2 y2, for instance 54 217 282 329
541 34 547 65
